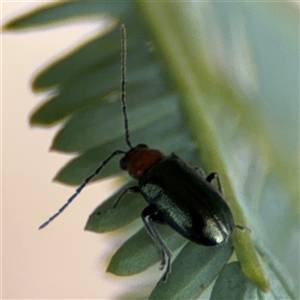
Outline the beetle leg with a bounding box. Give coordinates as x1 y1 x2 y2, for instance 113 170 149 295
206 172 224 195
112 186 140 209
150 213 167 269
142 206 172 284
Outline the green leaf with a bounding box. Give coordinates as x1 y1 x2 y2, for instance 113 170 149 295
256 242 298 299
55 114 197 185
210 262 258 300
3 2 131 30
85 180 144 233
52 94 177 152
30 41 158 126
107 225 186 276
4 1 298 298
31 22 149 90
149 242 233 300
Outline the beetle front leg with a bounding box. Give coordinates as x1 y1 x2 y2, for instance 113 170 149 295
96 186 139 217
142 205 172 284
206 172 224 195
112 186 140 208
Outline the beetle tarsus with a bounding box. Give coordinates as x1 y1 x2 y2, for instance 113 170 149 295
157 256 171 285
159 250 166 270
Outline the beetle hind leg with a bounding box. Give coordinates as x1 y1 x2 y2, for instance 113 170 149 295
141 205 172 284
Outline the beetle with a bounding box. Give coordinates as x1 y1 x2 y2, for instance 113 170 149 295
39 24 243 284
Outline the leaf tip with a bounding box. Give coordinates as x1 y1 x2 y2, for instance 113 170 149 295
84 214 103 233
241 262 270 293
2 20 18 31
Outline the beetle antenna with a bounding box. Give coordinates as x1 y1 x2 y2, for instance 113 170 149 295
121 24 132 149
38 150 125 230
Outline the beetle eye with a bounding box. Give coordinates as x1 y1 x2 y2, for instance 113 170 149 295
120 156 127 170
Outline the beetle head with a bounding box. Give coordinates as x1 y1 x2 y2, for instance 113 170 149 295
120 144 164 180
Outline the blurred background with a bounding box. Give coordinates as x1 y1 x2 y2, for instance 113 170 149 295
2 2 126 299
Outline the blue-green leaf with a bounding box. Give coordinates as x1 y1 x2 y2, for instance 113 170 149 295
85 180 144 233
210 262 258 300
149 242 233 300
4 2 131 30
107 225 186 276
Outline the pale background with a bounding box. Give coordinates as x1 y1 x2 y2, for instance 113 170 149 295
2 2 155 299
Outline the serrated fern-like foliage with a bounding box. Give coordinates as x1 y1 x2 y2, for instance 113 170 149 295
4 1 298 299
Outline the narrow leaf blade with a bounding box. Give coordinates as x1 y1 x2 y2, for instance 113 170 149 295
149 241 233 300
107 226 186 276
210 262 258 300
